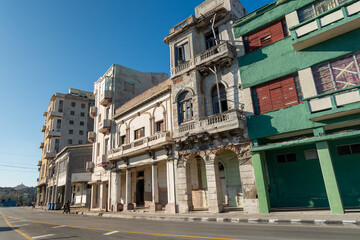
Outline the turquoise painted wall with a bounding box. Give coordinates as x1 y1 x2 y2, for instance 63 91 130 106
233 0 317 37
329 138 360 207
238 29 360 88
247 103 314 140
267 144 329 208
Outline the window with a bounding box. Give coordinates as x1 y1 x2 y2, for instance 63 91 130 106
81 112 85 117
58 100 63 113
313 52 360 94
68 139 73 145
177 91 193 124
97 143 100 157
156 120 165 132
71 102 76 107
276 153 297 163
134 127 145 140
175 42 190 66
80 121 84 126
104 138 109 155
69 129 73 134
78 140 83 144
55 139 60 153
56 119 62 131
70 111 75 115
79 130 84 135
298 0 349 23
98 114 102 124
69 120 74 125
119 135 126 146
252 75 302 114
211 83 228 114
337 143 360 156
81 103 86 109
244 19 288 53
205 28 219 49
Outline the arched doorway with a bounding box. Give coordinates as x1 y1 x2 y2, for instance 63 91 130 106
215 150 243 208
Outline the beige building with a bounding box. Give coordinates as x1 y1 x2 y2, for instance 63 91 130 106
87 64 168 211
164 0 259 213
37 88 95 206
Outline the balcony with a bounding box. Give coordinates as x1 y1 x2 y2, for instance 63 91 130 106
108 131 173 160
43 111 47 117
86 162 94 172
99 119 112 134
39 142 44 149
48 111 63 119
174 109 245 139
45 152 57 159
170 42 235 78
98 155 110 168
88 131 96 143
303 85 360 121
168 15 196 36
37 160 42 166
46 130 61 138
290 0 360 51
99 90 112 107
89 106 97 118
41 125 46 132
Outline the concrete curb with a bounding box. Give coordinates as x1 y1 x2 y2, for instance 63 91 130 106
79 211 360 227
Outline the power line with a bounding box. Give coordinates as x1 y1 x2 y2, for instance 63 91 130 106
0 164 37 170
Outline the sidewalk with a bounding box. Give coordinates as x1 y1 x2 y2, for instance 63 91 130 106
71 208 360 227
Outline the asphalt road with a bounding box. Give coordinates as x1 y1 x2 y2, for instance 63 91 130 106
0 207 359 240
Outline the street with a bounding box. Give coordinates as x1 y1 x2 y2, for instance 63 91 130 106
0 208 359 240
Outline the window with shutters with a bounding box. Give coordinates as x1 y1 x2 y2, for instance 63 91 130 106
251 75 302 115
177 91 193 124
211 83 228 114
119 135 126 146
156 120 165 133
134 127 145 140
244 19 288 53
205 28 219 50
175 42 190 66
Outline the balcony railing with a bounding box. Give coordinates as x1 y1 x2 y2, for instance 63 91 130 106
99 119 112 134
98 155 109 168
169 15 196 35
39 142 44 149
88 131 96 143
89 106 97 118
48 111 63 119
170 42 235 78
41 125 46 132
46 130 61 138
86 162 94 172
303 85 360 121
37 160 42 166
290 0 360 51
100 90 112 107
174 109 245 139
108 131 172 159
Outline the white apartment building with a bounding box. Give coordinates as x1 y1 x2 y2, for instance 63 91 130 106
87 64 168 211
37 88 94 207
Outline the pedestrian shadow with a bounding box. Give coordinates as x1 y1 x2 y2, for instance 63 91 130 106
0 227 14 232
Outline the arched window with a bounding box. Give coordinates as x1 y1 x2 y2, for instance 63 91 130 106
212 83 228 114
178 91 193 124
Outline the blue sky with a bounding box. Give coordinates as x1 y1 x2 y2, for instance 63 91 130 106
0 0 272 187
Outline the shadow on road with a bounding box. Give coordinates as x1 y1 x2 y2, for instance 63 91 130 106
0 227 14 232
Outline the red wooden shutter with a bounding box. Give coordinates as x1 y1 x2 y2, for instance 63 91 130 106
269 21 285 43
247 32 261 52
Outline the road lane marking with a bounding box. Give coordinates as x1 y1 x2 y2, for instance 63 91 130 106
52 225 66 228
33 234 55 239
12 224 30 227
2 213 247 240
103 231 119 235
0 210 35 240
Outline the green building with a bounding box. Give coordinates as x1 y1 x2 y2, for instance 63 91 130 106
233 0 360 214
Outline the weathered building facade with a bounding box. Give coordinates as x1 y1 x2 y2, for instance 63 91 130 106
47 144 92 210
87 64 168 211
164 0 259 213
37 88 94 207
233 0 360 214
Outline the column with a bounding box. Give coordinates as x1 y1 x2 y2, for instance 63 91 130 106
123 168 134 210
111 171 121 211
316 141 344 214
99 183 104 210
252 151 271 213
90 185 95 209
150 163 161 212
165 159 177 213
205 154 223 213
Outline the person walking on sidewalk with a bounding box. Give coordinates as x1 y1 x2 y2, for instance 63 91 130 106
63 200 70 214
